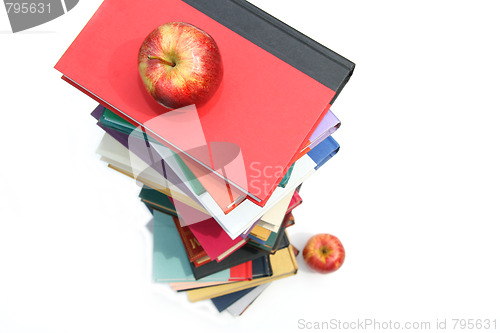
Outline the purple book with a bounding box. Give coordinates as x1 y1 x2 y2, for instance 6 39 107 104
307 110 340 150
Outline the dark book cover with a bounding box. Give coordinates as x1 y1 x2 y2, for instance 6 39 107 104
211 287 257 312
191 233 289 280
182 0 355 102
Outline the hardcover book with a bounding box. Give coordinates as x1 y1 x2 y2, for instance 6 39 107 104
186 243 298 302
172 215 210 266
171 255 271 291
156 135 339 239
248 213 295 254
56 0 354 207
226 283 270 316
190 233 289 280
211 287 256 312
98 105 334 211
226 283 271 317
99 128 339 239
153 210 251 282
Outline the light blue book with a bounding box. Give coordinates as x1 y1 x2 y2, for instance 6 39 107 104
153 210 230 282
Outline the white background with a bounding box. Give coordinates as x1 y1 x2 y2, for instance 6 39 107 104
1 1 499 332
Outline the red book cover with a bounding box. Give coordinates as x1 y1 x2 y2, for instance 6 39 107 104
229 261 253 281
286 191 303 214
55 0 353 206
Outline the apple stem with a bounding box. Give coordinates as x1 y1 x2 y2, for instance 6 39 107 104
148 55 175 67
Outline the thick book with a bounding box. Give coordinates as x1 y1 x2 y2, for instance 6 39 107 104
92 109 250 261
186 243 298 302
92 106 208 214
211 287 256 312
298 111 341 159
56 0 354 207
95 105 301 232
308 136 341 170
190 233 289 280
287 192 303 213
140 185 289 264
99 106 298 195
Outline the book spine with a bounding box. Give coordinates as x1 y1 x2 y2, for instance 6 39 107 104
182 0 355 95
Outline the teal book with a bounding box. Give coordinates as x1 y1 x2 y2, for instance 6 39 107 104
278 163 294 188
153 210 230 282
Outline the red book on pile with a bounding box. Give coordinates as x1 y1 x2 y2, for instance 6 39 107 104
55 0 354 207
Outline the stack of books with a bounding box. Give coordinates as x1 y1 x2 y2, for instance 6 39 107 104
55 0 354 316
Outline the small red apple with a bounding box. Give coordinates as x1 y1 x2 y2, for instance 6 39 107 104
303 234 345 274
138 22 223 109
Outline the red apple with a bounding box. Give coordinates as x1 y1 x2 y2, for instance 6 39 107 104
138 22 223 109
303 234 345 274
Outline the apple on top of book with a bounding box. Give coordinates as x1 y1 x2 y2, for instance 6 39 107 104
138 22 223 110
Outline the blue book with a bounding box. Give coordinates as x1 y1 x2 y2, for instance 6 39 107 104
307 136 340 170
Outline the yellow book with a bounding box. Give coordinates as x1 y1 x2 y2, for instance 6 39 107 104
186 244 298 302
249 224 272 241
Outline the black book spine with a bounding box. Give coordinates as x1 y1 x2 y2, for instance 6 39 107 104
182 0 355 100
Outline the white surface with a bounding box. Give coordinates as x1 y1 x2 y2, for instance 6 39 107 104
1 1 499 332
